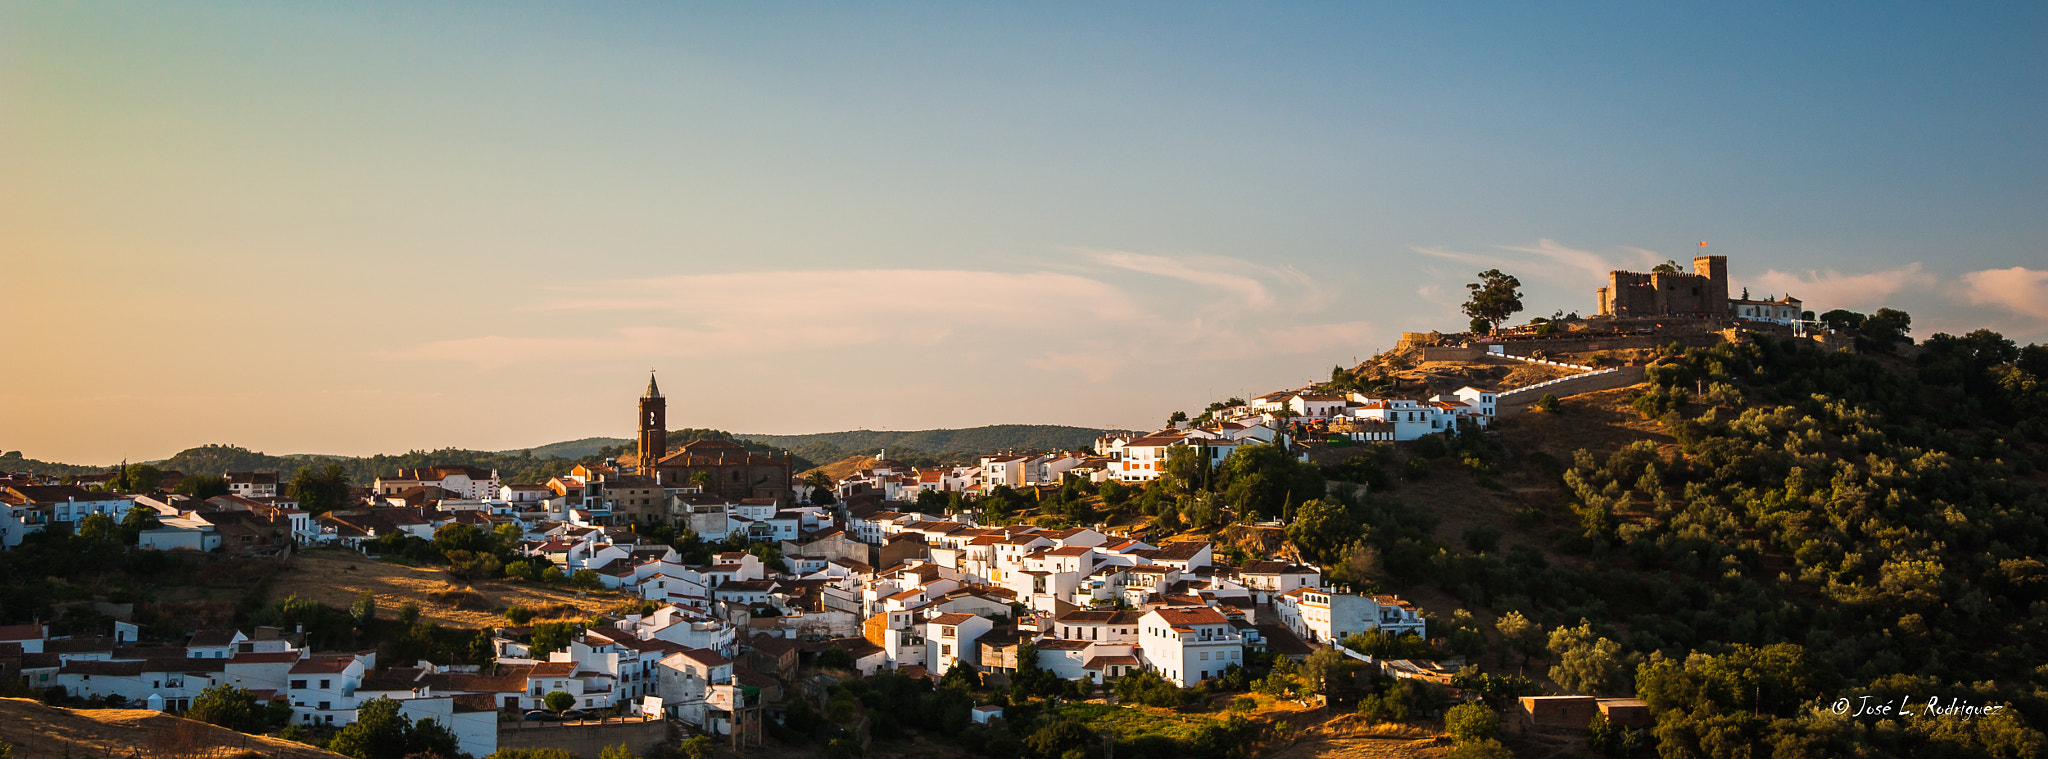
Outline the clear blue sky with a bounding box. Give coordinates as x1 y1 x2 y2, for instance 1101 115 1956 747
5 2 2044 462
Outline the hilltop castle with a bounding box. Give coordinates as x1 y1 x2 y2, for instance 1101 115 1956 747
1595 254 1806 325
1596 254 1730 318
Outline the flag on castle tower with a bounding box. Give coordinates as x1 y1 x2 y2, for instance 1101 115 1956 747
1699 241 1708 247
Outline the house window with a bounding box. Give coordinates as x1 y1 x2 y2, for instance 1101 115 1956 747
319 679 330 689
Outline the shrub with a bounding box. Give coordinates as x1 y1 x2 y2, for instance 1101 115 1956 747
1462 525 1503 554
1444 702 1499 743
544 690 574 712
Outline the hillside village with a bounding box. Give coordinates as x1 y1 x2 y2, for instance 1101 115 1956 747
6 254 2044 759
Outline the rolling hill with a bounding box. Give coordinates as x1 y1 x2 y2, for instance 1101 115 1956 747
739 425 1107 458
499 436 630 460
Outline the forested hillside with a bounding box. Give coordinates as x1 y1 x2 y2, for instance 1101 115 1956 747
152 445 593 487
739 424 1108 468
1356 331 2048 756
501 436 629 459
0 450 107 478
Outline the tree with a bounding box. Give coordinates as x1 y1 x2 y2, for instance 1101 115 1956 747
173 474 230 499
188 684 266 733
1533 393 1561 413
1462 524 1503 554
1444 702 1499 743
288 463 352 514
326 697 415 759
1861 307 1913 351
531 622 575 658
1462 269 1524 332
1286 499 1359 565
1166 410 1189 426
676 736 714 759
1024 720 1094 759
1300 647 1350 696
1011 641 1063 699
433 523 487 556
913 487 950 514
398 602 421 627
120 505 161 544
445 550 503 582
1651 259 1683 275
1494 611 1543 671
544 690 575 713
77 513 118 544
409 717 463 759
1220 442 1325 522
351 591 378 629
105 463 165 494
598 744 639 759
1547 619 1627 695
1157 444 1211 498
1328 541 1382 590
805 470 836 505
1818 308 1865 331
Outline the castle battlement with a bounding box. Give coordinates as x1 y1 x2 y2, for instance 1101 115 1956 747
1595 255 1729 318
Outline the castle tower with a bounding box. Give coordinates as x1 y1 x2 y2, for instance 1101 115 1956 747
1693 255 1729 316
637 372 666 474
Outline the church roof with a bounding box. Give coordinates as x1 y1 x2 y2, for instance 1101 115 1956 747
645 372 662 399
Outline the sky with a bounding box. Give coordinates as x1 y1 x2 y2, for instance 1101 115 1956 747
3 2 2045 464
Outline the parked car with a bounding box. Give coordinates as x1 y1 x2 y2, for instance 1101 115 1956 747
523 710 555 721
560 709 588 720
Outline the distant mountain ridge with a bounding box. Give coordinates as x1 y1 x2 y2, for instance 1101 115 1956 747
737 425 1105 455
735 425 1107 468
496 425 1111 464
500 436 630 460
6 425 1109 485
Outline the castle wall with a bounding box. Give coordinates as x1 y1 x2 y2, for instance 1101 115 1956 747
1597 256 1729 317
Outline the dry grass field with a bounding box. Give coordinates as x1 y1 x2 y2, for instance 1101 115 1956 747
271 548 633 628
0 697 343 759
1265 713 1452 759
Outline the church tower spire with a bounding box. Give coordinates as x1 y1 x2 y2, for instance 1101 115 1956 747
637 371 667 474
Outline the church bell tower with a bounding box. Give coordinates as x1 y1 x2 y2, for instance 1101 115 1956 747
637 372 666 474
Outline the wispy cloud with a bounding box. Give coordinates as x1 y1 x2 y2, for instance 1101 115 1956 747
1956 266 2048 319
1411 246 1513 269
1495 239 1622 285
1745 263 1933 311
1069 247 1333 313
387 254 1373 382
1076 249 1276 308
1415 240 1662 286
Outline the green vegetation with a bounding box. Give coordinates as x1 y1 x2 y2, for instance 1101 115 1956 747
1423 332 2048 755
1443 701 1499 743
739 424 1107 467
0 449 104 478
1462 269 1524 332
326 696 464 759
187 684 291 734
